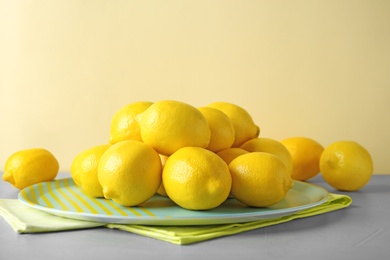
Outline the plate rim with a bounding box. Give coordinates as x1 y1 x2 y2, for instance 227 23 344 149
18 178 330 225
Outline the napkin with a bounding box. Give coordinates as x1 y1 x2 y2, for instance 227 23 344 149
0 199 105 232
0 193 351 245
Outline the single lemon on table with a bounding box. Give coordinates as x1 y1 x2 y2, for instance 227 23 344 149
98 140 162 206
2 148 59 189
216 147 249 165
229 152 294 207
139 100 211 155
198 106 235 152
319 141 373 191
241 137 293 176
163 147 232 210
156 154 169 197
281 137 324 181
207 102 259 147
109 101 153 144
70 144 110 197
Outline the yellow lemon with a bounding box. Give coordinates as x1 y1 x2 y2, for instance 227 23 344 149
109 101 153 144
2 148 59 189
229 152 294 207
207 102 259 147
216 147 249 165
281 137 324 181
198 107 235 152
70 144 110 197
241 137 293 176
98 140 162 206
163 147 232 210
139 100 211 155
156 154 169 197
320 141 373 191
216 147 249 199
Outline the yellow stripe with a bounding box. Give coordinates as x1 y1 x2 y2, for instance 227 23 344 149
126 207 142 217
56 180 84 212
63 179 99 214
30 185 37 203
38 183 54 208
105 200 129 216
138 207 156 217
89 198 113 215
20 189 35 205
47 181 68 211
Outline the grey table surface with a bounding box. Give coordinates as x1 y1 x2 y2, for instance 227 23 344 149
1 172 389 260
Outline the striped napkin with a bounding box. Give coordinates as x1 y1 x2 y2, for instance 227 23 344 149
0 194 351 245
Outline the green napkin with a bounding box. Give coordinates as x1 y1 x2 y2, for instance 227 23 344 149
0 199 105 232
0 194 351 245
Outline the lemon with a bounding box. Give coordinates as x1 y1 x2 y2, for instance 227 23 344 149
216 147 249 165
241 137 293 176
281 137 324 181
109 101 153 144
216 147 249 199
2 148 59 190
207 102 259 147
320 141 373 191
163 147 232 210
70 144 110 197
229 152 293 207
198 106 235 152
98 140 162 206
156 154 169 197
139 100 211 155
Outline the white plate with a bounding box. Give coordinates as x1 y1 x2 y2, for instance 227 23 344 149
18 178 329 226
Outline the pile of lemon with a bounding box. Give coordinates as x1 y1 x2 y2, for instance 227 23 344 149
71 100 295 210
2 100 374 211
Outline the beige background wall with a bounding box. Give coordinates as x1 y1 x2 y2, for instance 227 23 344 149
1 0 389 173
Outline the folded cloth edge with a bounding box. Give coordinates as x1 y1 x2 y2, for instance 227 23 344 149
0 199 28 232
0 199 105 233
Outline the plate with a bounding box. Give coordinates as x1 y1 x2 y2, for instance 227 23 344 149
18 178 329 226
